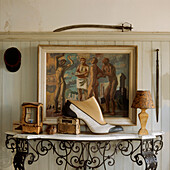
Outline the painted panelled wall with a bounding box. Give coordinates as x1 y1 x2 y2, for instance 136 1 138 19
0 32 169 170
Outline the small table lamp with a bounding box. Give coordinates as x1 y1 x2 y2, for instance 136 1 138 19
131 90 155 135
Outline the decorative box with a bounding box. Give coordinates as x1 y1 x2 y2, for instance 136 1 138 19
21 102 43 134
57 116 80 135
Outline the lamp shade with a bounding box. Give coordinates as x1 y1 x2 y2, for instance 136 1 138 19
131 90 155 109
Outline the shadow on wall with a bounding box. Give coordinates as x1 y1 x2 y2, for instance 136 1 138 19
0 143 12 168
0 50 12 169
162 73 170 100
0 49 5 70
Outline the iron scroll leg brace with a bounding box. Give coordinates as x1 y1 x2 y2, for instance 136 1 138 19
140 139 157 170
117 136 163 170
141 135 163 170
13 138 29 170
5 135 29 170
13 151 28 170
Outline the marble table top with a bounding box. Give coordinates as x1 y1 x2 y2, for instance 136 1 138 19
6 131 163 141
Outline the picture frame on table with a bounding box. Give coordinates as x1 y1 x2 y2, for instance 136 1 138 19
38 45 137 126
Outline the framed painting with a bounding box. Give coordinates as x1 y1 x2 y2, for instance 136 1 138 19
38 45 137 126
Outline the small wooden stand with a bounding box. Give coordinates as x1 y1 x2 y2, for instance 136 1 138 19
57 117 80 135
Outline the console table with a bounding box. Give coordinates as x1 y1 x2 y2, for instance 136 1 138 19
5 131 163 170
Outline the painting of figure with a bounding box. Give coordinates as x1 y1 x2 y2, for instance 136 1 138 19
38 45 137 125
88 56 104 103
102 58 118 115
46 52 130 118
46 54 74 116
54 55 73 114
75 57 89 101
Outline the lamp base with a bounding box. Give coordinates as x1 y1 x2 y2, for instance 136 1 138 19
138 109 149 135
138 129 148 135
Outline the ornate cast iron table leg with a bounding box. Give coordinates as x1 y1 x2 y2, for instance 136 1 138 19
13 152 28 170
117 135 163 170
6 135 28 170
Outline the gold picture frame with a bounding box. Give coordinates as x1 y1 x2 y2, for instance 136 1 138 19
38 45 137 126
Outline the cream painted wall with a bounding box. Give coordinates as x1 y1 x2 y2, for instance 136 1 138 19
0 32 169 170
0 0 170 32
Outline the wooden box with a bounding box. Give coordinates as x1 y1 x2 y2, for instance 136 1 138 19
13 121 22 132
57 117 80 135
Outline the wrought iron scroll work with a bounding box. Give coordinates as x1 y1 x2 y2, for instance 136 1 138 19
6 135 29 170
5 134 163 170
117 135 163 170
